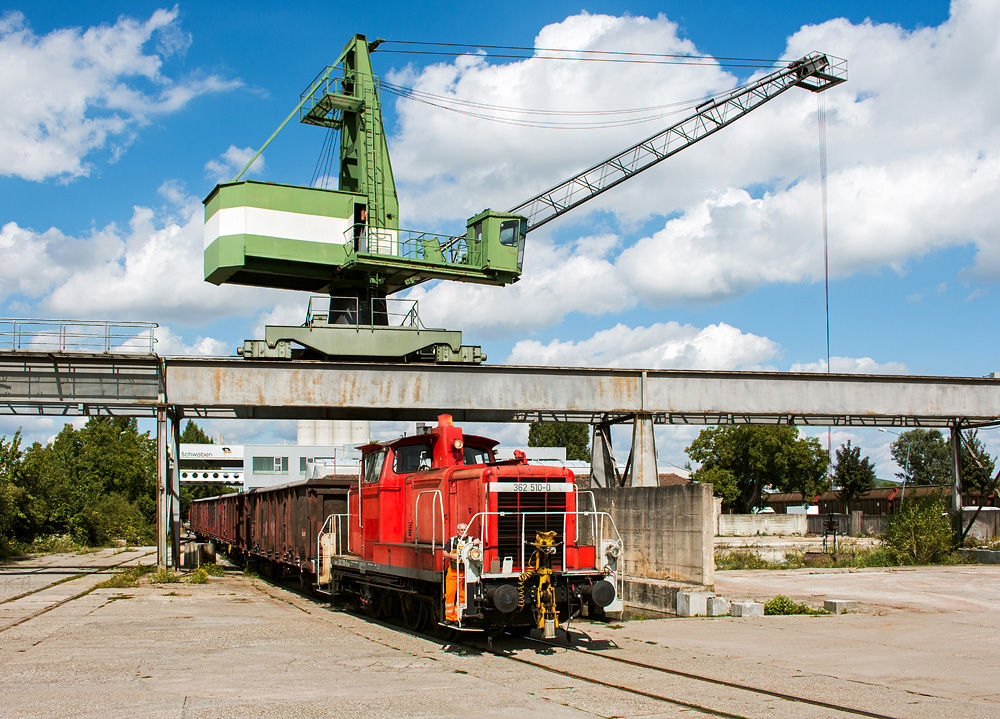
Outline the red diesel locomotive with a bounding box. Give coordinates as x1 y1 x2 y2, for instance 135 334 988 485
191 415 622 637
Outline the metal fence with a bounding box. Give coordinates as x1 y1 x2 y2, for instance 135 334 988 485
0 318 158 354
806 514 888 536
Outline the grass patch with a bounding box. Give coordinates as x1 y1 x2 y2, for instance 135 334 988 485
715 549 785 571
96 563 155 589
10 534 85 556
201 563 226 577
149 569 180 584
185 568 209 584
763 595 827 616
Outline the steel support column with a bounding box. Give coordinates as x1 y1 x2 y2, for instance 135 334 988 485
156 407 167 568
629 414 658 487
950 425 963 516
169 409 182 569
589 422 619 488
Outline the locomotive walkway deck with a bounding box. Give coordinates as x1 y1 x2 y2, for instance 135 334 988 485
1 555 997 718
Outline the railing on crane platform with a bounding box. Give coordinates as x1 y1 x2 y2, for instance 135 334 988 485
0 318 159 354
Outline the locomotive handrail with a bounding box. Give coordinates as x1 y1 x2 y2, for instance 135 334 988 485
574 489 598 544
317 512 351 594
414 490 446 553
462 508 623 577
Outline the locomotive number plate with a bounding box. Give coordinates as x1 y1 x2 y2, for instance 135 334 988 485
488 482 574 493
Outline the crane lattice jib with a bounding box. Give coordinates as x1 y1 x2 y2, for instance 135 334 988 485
509 53 846 232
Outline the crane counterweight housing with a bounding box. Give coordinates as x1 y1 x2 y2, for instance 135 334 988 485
203 34 845 363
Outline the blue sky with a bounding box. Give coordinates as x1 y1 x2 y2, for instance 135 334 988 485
2 1 997 476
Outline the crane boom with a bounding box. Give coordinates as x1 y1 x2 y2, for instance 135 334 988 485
509 52 846 231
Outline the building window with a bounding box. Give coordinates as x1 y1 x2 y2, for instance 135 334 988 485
300 457 307 473
252 456 288 474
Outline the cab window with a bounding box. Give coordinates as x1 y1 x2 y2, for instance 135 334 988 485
499 219 520 247
463 445 493 465
363 450 386 485
394 443 433 474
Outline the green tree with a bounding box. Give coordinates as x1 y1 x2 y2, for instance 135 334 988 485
0 430 27 554
78 417 157 522
890 429 951 485
959 430 997 495
685 426 830 513
835 441 877 508
181 420 213 444
11 419 157 547
528 422 592 462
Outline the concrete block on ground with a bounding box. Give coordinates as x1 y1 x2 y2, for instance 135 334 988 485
730 601 764 617
707 596 730 616
824 599 858 614
676 590 714 617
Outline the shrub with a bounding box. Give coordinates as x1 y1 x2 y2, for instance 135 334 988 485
715 549 779 570
883 493 955 564
96 563 155 589
201 563 226 577
764 595 826 615
149 569 180 584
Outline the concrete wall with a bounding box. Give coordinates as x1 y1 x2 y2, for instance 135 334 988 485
591 484 714 587
718 514 807 536
961 509 999 542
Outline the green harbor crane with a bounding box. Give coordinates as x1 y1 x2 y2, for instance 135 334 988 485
204 34 845 363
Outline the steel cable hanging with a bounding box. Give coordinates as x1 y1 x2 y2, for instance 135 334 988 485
818 91 832 470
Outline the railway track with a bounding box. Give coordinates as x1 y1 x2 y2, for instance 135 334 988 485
249 574 906 719
0 549 155 634
501 633 906 719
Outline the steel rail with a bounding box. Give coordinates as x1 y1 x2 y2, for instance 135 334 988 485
0 550 156 634
519 634 905 719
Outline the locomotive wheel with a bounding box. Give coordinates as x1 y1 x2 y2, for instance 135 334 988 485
362 587 383 619
401 596 425 631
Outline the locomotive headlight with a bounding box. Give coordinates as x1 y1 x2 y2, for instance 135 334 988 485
605 543 622 558
467 546 483 563
453 439 464 450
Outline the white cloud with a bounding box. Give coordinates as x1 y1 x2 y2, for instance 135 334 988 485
0 8 240 181
205 145 265 182
383 3 1000 326
2 181 284 324
405 232 629 331
507 321 780 370
788 357 909 374
387 12 735 228
150 325 230 356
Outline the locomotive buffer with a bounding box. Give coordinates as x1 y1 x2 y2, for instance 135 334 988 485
203 35 845 363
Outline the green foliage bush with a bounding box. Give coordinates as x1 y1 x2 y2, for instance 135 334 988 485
764 595 827 615
201 562 226 577
96 563 156 589
1 418 160 555
883 493 955 564
186 568 209 584
149 569 180 584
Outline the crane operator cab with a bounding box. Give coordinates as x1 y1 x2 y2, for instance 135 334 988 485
466 210 527 275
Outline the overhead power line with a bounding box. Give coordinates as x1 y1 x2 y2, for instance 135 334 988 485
379 39 787 70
